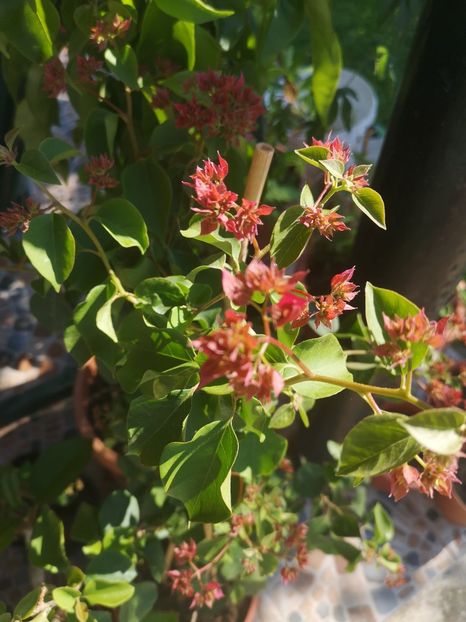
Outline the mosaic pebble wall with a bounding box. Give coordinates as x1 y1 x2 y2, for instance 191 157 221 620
254 490 466 622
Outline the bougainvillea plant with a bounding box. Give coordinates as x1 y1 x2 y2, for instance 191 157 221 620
0 1 465 620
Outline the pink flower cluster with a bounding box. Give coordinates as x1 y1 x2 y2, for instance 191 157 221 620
0 198 42 236
374 310 447 368
43 58 66 98
167 539 224 610
300 206 349 240
184 153 273 240
389 452 462 502
84 154 119 190
172 71 264 144
76 55 103 85
90 14 131 50
222 260 310 328
192 310 283 402
312 267 359 328
312 136 351 164
280 522 309 584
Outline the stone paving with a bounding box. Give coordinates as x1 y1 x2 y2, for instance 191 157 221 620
254 490 466 622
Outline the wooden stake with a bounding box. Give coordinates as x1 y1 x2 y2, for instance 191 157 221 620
243 142 275 204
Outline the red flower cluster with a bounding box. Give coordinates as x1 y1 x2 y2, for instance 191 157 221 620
312 267 359 328
0 198 42 236
300 206 350 240
279 522 309 584
185 154 273 240
311 136 351 164
192 310 283 402
389 452 462 502
84 154 119 190
374 310 448 369
344 164 370 189
76 55 103 85
90 14 131 50
151 87 171 109
222 260 310 328
174 539 197 566
190 582 224 610
173 71 264 144
425 379 464 408
43 58 66 98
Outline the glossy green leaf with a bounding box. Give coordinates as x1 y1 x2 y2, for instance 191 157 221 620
287 334 352 399
270 205 312 268
195 25 221 69
181 215 240 260
320 158 344 178
87 550 137 583
94 199 149 253
99 491 140 531
23 214 75 292
96 293 119 343
234 429 287 476
372 502 394 544
295 145 330 168
154 0 233 24
305 0 342 126
84 109 119 157
122 159 172 238
337 413 421 477
13 587 44 620
83 581 135 607
120 582 158 622
30 437 92 502
52 587 81 613
127 394 191 465
351 187 386 229
39 137 79 163
29 507 69 572
400 408 466 455
0 0 54 62
105 45 139 90
173 21 195 70
300 184 314 208
16 148 60 184
160 420 238 522
365 282 428 368
269 403 296 429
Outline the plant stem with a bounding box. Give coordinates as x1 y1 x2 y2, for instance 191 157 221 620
364 393 382 415
124 87 140 160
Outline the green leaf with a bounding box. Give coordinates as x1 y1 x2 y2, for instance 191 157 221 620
29 507 69 572
351 187 386 229
320 158 344 178
84 109 119 157
287 334 353 399
294 463 327 497
150 120 190 154
71 503 100 544
120 582 158 622
99 491 140 531
154 0 233 24
337 413 421 477
122 159 172 239
400 408 466 455
270 205 312 268
23 214 75 292
269 403 296 429
52 587 81 613
0 0 54 63
309 534 361 566
234 429 287 476
300 184 314 208
305 0 342 126
16 148 60 184
30 438 92 502
365 282 427 368
39 137 79 163
160 420 238 522
135 276 190 311
294 145 330 168
173 21 195 70
96 294 119 343
105 45 139 90
127 394 191 466
87 550 137 584
83 581 135 607
181 215 240 260
195 25 221 69
372 502 394 544
94 199 149 253
139 364 199 399
13 587 44 620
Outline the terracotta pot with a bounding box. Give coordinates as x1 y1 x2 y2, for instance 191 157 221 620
242 595 259 622
73 357 124 482
433 490 466 526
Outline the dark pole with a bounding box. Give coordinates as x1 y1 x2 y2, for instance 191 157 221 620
352 0 466 316
297 0 466 462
